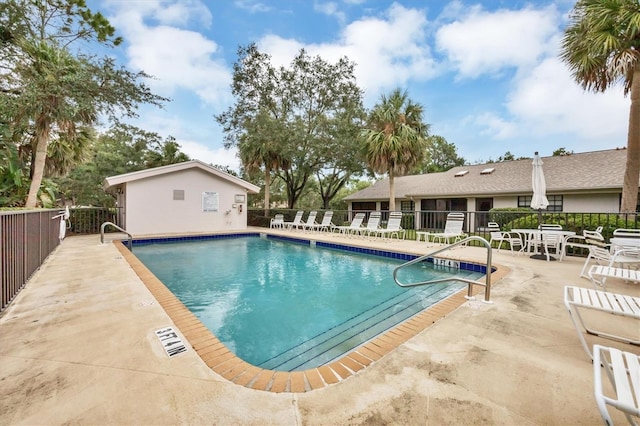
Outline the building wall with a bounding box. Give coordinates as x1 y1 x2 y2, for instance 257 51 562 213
492 196 518 209
124 168 249 235
350 192 621 215
563 193 620 213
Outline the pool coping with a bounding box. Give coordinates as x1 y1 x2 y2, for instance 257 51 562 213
114 233 509 393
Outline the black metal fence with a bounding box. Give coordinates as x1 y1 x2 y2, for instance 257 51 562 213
249 208 639 244
0 207 124 312
66 207 122 235
2 206 636 312
1 210 61 311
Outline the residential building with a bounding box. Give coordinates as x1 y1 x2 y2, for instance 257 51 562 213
344 148 638 230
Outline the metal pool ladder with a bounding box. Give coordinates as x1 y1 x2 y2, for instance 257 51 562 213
393 236 494 303
100 221 133 250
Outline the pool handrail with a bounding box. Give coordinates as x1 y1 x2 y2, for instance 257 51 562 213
100 221 133 250
393 236 493 303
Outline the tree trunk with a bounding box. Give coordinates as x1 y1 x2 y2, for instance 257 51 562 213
388 169 396 211
620 63 640 213
25 116 50 208
263 165 271 215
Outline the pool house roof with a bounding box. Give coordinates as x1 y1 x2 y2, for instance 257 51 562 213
345 148 633 201
104 160 260 194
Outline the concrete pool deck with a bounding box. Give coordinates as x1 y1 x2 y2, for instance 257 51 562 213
1 230 638 425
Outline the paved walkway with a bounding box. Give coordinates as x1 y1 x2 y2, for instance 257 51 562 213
1 231 638 425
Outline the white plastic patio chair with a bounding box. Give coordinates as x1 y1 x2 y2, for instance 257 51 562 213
333 212 365 236
527 224 563 260
270 214 284 229
305 211 334 232
299 211 318 231
361 212 382 238
487 222 523 254
376 212 406 240
283 211 304 230
562 227 603 261
418 212 467 244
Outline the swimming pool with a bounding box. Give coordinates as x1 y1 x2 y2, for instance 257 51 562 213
132 234 485 372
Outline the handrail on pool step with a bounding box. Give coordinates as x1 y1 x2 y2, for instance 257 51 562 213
393 236 493 303
100 221 133 251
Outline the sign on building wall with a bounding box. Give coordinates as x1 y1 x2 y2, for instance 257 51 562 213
202 191 219 212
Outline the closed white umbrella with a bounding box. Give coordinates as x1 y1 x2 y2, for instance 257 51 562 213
530 152 550 260
531 152 549 212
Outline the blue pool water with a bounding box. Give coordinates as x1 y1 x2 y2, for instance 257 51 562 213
133 235 484 371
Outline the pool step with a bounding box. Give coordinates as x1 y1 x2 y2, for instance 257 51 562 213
257 276 471 371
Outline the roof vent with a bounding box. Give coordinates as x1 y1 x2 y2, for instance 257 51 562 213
454 170 469 177
480 167 495 175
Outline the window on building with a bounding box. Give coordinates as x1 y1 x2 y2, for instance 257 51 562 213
518 195 563 211
517 195 532 208
450 198 467 211
352 202 376 211
400 200 414 212
420 198 467 211
547 195 563 212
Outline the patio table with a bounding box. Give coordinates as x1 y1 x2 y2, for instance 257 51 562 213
610 237 640 253
511 229 576 261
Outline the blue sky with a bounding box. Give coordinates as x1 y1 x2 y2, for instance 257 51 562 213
93 0 629 171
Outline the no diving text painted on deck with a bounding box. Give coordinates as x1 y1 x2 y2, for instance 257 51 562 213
155 327 188 357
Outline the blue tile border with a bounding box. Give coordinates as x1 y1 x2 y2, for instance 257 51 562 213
127 232 494 274
130 232 261 247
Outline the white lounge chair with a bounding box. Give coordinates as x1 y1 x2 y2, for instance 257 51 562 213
361 212 382 238
487 222 523 254
417 212 467 244
563 285 640 360
333 212 365 236
305 211 334 232
299 211 318 231
377 212 405 240
593 344 640 426
283 211 304 230
270 214 284 229
580 244 640 278
588 264 640 291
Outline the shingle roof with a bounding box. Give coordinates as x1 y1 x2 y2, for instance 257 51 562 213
104 160 260 193
345 148 632 201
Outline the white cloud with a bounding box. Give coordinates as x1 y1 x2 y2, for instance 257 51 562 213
105 0 212 27
473 112 517 139
314 2 346 24
258 35 305 67
435 5 560 79
234 0 271 13
467 56 628 149
154 0 212 27
506 58 628 140
128 109 241 171
435 3 627 151
258 3 436 103
107 1 231 108
180 140 241 171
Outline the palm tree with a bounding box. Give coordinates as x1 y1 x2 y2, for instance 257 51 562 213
561 0 640 213
239 109 290 209
361 88 429 211
18 41 98 207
